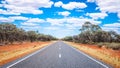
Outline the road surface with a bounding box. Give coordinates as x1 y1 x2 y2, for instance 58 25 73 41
1 41 112 68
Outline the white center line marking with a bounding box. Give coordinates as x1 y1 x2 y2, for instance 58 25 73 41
59 54 61 58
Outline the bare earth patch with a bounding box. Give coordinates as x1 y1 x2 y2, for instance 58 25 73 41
0 41 54 66
66 42 120 68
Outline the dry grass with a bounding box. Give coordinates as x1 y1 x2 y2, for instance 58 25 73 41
97 43 120 50
0 41 54 66
65 42 120 68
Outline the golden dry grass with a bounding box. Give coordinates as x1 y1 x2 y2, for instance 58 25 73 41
0 41 54 66
65 42 120 68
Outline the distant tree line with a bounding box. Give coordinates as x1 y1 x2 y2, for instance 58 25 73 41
0 23 57 45
62 22 120 50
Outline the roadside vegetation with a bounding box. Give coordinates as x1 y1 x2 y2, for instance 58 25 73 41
66 42 120 68
62 21 120 50
0 22 57 65
62 21 120 67
0 22 57 45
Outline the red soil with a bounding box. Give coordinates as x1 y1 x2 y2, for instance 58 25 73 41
0 41 51 66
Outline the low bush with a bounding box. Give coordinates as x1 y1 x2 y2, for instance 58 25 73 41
106 43 120 50
97 43 120 50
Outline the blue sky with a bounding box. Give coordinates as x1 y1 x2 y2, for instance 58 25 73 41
0 0 120 38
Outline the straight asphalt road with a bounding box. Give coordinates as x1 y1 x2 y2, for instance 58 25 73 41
1 41 112 68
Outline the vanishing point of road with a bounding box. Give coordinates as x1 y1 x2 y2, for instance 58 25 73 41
1 41 112 68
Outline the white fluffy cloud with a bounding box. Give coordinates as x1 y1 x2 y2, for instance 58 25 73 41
21 22 39 26
44 27 60 30
102 27 120 33
54 1 87 10
0 16 29 23
26 18 45 23
0 17 14 22
62 2 87 10
46 17 101 27
20 18 45 29
102 22 120 33
86 12 108 20
54 1 63 7
0 9 20 15
4 0 53 8
87 0 95 3
103 23 120 27
3 4 43 14
87 0 120 18
46 18 65 26
0 0 54 15
20 18 45 30
20 25 41 31
9 16 29 20
66 17 101 27
58 11 71 17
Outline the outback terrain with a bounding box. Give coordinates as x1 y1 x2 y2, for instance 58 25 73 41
66 42 120 68
0 41 53 66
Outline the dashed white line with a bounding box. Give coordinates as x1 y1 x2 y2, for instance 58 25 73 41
59 54 61 58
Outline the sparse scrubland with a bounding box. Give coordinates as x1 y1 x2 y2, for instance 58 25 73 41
0 23 57 65
0 21 120 67
0 23 57 45
62 22 120 50
63 21 120 68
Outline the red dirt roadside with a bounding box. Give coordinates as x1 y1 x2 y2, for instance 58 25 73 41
66 42 120 68
0 41 53 66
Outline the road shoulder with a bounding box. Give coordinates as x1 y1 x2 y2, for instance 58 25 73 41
65 41 119 68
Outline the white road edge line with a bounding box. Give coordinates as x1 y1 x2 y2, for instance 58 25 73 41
59 54 61 58
69 45 109 68
6 44 51 68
